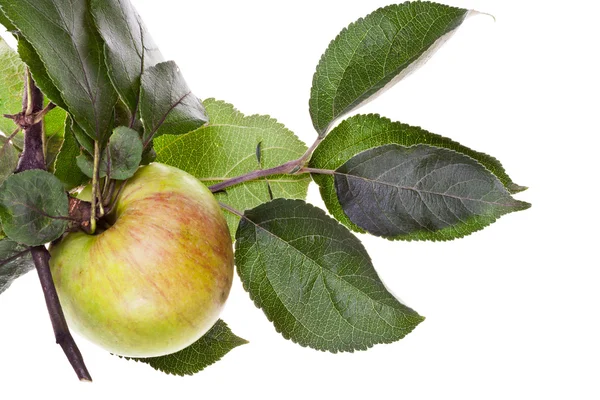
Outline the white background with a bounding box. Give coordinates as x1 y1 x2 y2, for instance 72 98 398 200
1 0 599 398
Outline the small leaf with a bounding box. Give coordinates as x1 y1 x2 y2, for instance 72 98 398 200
310 114 527 234
0 35 25 136
310 2 468 135
0 239 34 295
235 198 424 352
53 116 89 190
140 61 207 144
155 99 309 237
91 0 163 115
0 0 118 143
77 126 142 180
0 170 69 246
335 144 530 241
131 320 247 376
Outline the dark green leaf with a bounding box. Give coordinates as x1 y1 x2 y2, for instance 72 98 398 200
53 116 89 190
310 2 468 135
77 126 142 180
335 144 530 241
235 198 424 352
0 0 118 143
0 35 24 136
131 320 247 376
0 170 69 246
71 120 95 156
140 61 207 144
16 39 68 111
310 114 527 234
0 239 34 295
91 0 163 114
155 99 309 237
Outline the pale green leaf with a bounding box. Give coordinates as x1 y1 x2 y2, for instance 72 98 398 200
235 199 424 352
155 99 310 237
310 1 468 135
44 105 67 171
0 35 24 136
0 134 18 185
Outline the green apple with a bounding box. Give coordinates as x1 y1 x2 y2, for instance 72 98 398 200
49 163 234 358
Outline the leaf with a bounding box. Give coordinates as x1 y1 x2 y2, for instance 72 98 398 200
334 144 530 241
0 239 34 295
155 99 310 237
0 170 69 246
0 0 118 143
0 35 24 136
16 39 68 111
53 116 89 190
131 320 247 376
235 198 424 352
0 134 18 185
310 114 527 234
139 61 207 144
309 2 468 135
91 0 163 115
44 106 67 171
77 126 142 180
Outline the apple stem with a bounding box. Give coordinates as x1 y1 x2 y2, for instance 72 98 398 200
14 69 93 382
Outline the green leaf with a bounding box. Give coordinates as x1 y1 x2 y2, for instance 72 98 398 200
53 116 89 190
334 144 530 241
0 134 18 185
0 35 24 136
131 320 247 376
0 170 69 246
44 106 68 171
309 2 468 135
0 239 34 295
77 126 142 180
16 39 68 111
310 114 527 234
155 99 310 237
140 61 207 144
91 0 163 115
235 198 424 352
0 0 118 143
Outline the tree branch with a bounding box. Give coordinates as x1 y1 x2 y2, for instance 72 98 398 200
30 247 92 382
14 69 92 382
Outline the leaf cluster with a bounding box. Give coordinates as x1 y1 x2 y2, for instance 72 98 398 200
0 0 530 378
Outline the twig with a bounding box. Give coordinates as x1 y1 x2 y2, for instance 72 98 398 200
209 159 298 193
30 247 92 382
14 69 92 382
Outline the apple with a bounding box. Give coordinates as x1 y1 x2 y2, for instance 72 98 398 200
49 163 234 358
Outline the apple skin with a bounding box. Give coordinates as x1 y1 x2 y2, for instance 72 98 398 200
49 163 234 358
